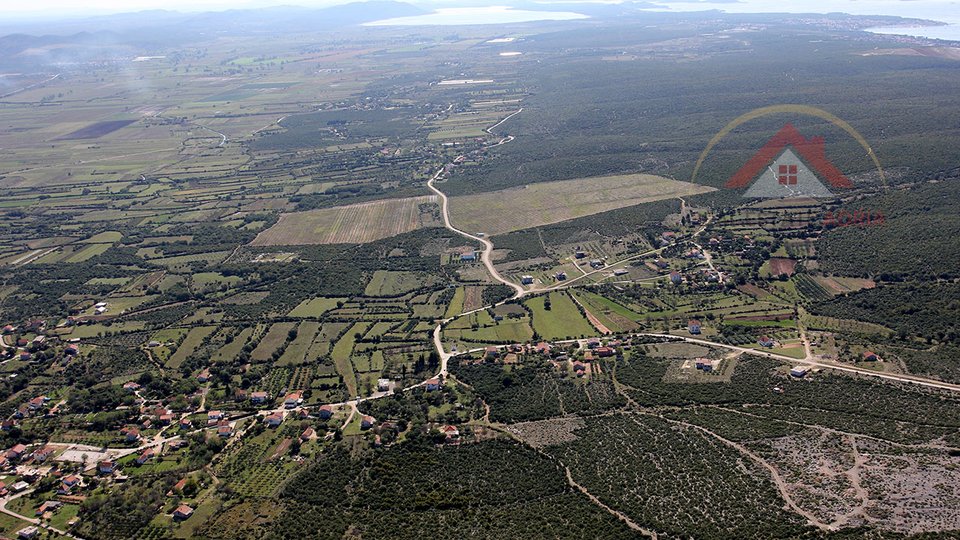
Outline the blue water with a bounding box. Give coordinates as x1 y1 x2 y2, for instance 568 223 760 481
866 24 960 41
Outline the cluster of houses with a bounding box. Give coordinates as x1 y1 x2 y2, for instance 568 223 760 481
1 319 85 368
5 394 56 431
667 267 723 286
0 441 93 515
476 337 631 379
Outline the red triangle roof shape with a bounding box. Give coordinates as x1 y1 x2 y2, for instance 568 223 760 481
724 123 852 189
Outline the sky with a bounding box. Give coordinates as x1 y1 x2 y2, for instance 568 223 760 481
1 0 958 23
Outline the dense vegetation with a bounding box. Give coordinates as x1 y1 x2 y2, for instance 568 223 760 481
818 180 960 280
618 351 960 444
810 282 960 344
259 439 637 539
450 358 625 423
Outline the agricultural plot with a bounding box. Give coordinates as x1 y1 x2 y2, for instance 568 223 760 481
277 322 321 366
64 243 112 262
812 276 875 295
251 322 297 362
147 328 189 364
191 272 242 289
166 326 217 368
305 322 351 361
211 326 261 363
426 109 506 140
526 292 596 341
288 297 345 317
444 286 466 318
332 322 370 397
251 195 439 245
546 413 811 539
571 290 641 333
448 174 713 236
364 271 440 296
150 251 231 271
801 314 892 336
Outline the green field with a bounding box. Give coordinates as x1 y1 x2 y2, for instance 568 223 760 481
166 326 217 368
251 322 297 362
288 297 345 317
449 174 714 235
277 321 321 365
527 292 596 341
332 322 370 397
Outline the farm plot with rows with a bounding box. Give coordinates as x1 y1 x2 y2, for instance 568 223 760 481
448 174 713 236
251 195 440 245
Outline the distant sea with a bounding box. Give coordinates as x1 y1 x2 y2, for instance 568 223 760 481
865 24 960 42
364 6 589 26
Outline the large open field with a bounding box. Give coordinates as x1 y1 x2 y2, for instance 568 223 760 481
251 195 439 245
448 174 714 235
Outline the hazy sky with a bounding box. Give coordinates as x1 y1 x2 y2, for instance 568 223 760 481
2 0 958 23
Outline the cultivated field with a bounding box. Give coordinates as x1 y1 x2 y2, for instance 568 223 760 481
448 174 714 235
251 195 439 245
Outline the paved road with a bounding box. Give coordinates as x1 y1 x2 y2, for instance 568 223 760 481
0 487 83 539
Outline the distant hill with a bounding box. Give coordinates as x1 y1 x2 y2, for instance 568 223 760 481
0 2 427 70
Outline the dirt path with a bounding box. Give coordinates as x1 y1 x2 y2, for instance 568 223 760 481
570 293 611 334
427 168 524 298
563 464 659 539
0 72 60 99
647 413 833 531
830 434 870 528
631 332 960 393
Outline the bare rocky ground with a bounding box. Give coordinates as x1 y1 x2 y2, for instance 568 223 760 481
752 430 960 534
507 417 585 448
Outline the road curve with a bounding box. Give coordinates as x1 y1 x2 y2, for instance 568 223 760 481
427 165 525 298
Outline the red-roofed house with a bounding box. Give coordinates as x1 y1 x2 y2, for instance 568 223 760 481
862 351 880 362
594 346 615 358
688 319 702 335
36 501 62 516
32 446 54 463
283 391 303 409
6 444 26 460
26 396 45 411
136 449 154 465
318 405 334 420
121 427 141 442
173 505 194 520
440 425 460 443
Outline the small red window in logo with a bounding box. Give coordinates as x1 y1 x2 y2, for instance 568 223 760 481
778 164 798 185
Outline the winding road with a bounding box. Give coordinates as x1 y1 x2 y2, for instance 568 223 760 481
424 106 960 395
